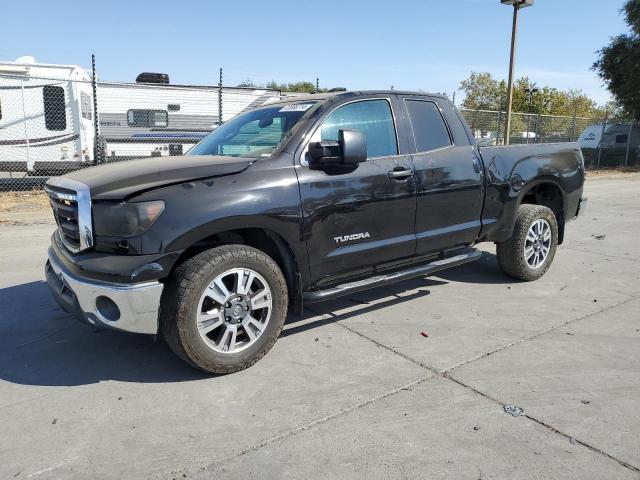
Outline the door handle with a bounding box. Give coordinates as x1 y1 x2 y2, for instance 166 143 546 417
388 168 414 181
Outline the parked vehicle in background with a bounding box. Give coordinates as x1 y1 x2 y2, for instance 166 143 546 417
597 122 640 167
578 123 607 167
0 57 280 174
578 121 640 168
44 90 587 374
0 57 95 173
97 79 279 161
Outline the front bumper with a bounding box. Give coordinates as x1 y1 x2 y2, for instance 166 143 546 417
45 248 164 334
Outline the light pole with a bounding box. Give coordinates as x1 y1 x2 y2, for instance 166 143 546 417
501 0 535 145
525 87 538 144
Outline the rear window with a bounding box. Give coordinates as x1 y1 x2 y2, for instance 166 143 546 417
43 85 66 131
405 100 451 152
127 109 168 128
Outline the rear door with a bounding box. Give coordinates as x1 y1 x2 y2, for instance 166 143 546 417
401 96 484 255
296 95 417 286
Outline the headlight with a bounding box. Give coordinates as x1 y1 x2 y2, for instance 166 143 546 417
93 200 165 237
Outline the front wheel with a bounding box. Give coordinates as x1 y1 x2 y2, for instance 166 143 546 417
160 245 288 374
496 204 558 281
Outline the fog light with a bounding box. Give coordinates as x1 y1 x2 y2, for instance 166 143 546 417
96 296 120 322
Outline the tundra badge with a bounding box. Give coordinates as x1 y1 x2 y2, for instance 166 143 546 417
334 232 371 244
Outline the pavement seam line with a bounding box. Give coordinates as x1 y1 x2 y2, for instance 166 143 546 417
443 295 637 374
202 374 430 472
524 412 640 473
445 373 640 474
311 296 640 474
306 307 440 375
200 293 639 475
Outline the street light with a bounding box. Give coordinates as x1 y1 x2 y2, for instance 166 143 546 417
524 87 539 144
501 0 535 145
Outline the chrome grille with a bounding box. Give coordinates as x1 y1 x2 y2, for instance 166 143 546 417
47 186 80 250
45 178 93 253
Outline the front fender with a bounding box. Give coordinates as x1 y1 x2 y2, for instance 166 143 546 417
132 154 309 284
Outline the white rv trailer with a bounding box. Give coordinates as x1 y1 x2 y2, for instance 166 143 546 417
0 57 95 172
0 58 281 173
97 81 281 160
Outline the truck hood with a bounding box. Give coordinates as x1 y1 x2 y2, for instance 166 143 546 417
63 155 255 200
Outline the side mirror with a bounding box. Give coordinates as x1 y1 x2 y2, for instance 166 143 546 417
308 129 367 169
339 129 367 165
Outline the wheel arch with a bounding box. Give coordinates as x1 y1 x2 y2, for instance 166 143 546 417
517 177 567 244
169 226 305 315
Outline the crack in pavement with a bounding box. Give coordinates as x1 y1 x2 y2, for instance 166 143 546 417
197 294 640 476
442 295 637 373
200 374 431 474
301 295 640 475
444 374 640 474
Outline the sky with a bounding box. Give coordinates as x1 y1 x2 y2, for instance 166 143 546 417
0 0 630 105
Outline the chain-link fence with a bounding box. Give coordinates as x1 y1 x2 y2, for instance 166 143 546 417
0 68 281 191
2 65 638 192
459 108 640 170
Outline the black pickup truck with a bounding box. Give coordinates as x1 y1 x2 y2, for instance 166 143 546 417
45 91 586 373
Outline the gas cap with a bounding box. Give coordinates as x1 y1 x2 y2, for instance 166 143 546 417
510 174 524 191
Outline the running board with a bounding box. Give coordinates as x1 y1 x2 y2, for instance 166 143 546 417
303 250 482 303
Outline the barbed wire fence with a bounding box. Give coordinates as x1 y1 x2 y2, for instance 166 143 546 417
0 65 638 192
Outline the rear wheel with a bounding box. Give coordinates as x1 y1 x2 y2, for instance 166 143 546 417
160 245 288 374
496 204 558 281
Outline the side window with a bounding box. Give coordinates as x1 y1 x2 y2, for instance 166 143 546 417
616 134 628 144
405 100 452 152
81 92 92 120
127 109 168 128
43 85 66 131
319 99 398 157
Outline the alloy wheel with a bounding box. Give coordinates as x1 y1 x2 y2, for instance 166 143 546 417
524 218 552 269
196 268 272 353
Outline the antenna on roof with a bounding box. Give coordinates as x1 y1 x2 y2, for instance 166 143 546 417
15 55 36 64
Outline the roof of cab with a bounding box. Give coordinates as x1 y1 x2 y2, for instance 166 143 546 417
270 90 448 106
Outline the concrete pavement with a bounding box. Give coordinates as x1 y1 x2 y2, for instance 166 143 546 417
0 177 638 479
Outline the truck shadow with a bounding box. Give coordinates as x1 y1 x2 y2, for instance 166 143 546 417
435 251 518 285
0 281 210 386
0 252 510 387
282 277 442 338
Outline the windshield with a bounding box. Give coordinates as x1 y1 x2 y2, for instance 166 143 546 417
188 102 317 157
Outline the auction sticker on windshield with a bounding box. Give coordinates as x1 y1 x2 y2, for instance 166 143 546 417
279 103 315 112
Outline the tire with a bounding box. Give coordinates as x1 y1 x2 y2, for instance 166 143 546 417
496 204 558 281
160 245 288 374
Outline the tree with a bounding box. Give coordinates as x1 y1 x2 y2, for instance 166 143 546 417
459 72 603 117
593 0 640 119
459 72 504 110
236 78 259 87
265 80 324 93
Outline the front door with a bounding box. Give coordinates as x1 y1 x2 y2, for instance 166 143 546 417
296 97 417 286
